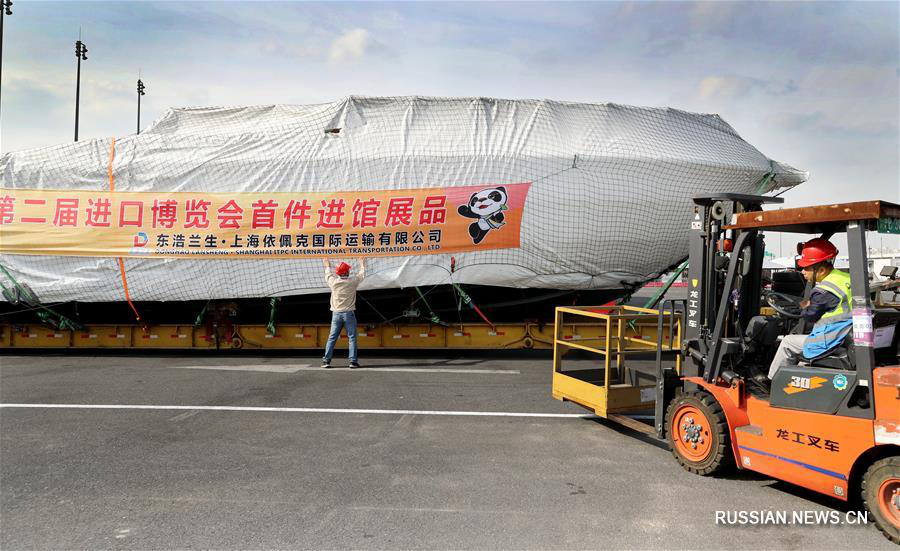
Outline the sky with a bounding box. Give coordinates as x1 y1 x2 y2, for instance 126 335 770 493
1 1 898 254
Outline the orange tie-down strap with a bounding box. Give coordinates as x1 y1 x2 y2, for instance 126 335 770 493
108 138 142 323
117 257 142 323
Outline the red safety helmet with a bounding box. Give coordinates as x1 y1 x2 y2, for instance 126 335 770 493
796 238 838 268
335 262 351 277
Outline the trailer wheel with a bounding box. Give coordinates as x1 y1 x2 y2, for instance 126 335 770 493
666 391 733 476
862 456 900 544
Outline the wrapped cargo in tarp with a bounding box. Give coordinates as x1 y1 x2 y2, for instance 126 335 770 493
0 96 806 303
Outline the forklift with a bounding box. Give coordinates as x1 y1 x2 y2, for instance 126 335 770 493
666 194 899 543
552 195 899 543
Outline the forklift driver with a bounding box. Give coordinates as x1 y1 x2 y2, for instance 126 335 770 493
766 238 853 380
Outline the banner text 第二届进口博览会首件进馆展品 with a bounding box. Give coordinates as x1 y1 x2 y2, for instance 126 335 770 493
0 184 531 259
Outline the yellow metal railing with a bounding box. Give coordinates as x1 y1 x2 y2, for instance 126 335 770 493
551 305 682 417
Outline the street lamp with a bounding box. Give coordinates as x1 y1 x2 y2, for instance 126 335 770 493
137 77 145 134
0 0 13 121
74 38 88 141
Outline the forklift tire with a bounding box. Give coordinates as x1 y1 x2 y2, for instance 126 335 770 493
666 391 734 476
861 456 900 544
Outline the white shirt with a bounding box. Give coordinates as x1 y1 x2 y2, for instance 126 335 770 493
325 264 365 312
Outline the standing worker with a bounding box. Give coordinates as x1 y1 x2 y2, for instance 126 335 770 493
766 238 853 380
322 258 366 368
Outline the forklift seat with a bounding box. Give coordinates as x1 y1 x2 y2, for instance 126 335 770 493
799 309 900 370
805 334 854 370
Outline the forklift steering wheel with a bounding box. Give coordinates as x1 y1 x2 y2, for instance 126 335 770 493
765 292 804 319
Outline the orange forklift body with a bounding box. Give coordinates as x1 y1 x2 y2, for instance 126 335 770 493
685 366 900 501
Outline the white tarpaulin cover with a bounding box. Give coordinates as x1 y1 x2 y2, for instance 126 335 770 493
0 96 806 302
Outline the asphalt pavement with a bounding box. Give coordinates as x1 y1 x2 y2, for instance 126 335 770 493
0 352 892 550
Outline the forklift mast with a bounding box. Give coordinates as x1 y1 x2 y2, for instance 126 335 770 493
682 194 783 383
682 194 882 402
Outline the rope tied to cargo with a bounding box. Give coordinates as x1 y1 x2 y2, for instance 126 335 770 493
0 263 84 330
451 283 495 330
358 269 454 327
753 160 776 194
414 286 448 326
448 257 495 330
194 301 210 326
107 138 144 327
266 297 280 336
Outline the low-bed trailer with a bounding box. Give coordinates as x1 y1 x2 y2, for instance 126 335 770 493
0 321 561 350
552 195 900 543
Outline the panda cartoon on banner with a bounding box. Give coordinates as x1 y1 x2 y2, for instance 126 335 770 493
457 186 508 244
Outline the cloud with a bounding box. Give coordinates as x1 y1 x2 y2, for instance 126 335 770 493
697 75 798 100
328 29 370 64
698 76 748 100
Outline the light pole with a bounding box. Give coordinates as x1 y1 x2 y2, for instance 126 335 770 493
74 38 88 141
136 77 145 134
0 0 13 121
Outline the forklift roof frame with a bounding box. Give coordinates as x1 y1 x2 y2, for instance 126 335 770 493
725 200 900 235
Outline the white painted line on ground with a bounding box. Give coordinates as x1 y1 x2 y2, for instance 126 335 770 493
169 364 518 374
169 364 310 373
168 410 201 422
0 361 517 375
293 366 520 374
0 403 597 418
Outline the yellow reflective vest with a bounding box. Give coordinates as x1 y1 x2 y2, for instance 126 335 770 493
814 268 852 322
